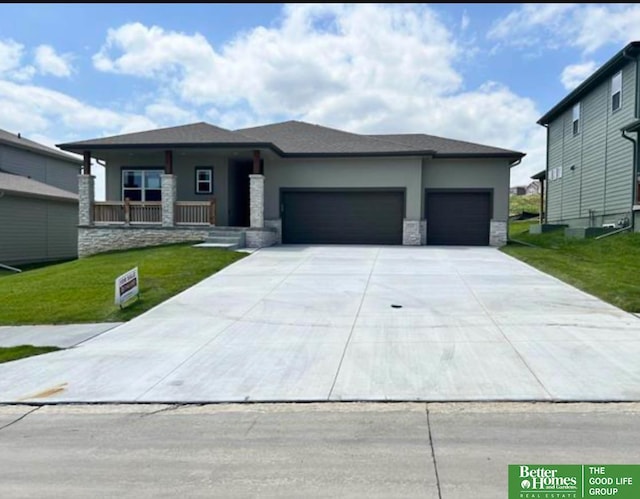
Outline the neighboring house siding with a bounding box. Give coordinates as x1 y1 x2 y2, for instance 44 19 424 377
546 60 636 226
104 152 230 225
0 194 77 264
263 157 423 220
422 158 512 221
0 144 80 193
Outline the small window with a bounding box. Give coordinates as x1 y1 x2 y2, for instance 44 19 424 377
557 166 563 179
572 103 580 135
122 169 163 201
612 71 622 112
549 168 556 181
195 167 213 194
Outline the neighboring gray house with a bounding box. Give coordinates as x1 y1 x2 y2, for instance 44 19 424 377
58 121 524 256
0 128 81 265
537 41 640 231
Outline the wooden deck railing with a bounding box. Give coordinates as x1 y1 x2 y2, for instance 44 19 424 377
175 200 216 225
93 199 215 225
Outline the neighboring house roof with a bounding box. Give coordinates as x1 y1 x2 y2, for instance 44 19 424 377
538 41 640 125
0 128 82 165
58 119 524 159
0 171 78 202
531 170 546 180
370 133 523 158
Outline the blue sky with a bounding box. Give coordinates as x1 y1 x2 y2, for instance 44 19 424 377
1 3 640 195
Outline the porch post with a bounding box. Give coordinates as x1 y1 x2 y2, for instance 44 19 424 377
249 174 265 228
161 174 176 227
78 150 94 226
165 150 173 174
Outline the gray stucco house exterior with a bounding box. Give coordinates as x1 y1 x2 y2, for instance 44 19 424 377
58 121 524 256
0 128 81 265
538 41 640 231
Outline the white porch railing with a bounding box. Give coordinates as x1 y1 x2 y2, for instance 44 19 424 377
175 201 216 225
93 199 215 225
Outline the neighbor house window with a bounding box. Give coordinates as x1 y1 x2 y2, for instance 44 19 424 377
195 167 213 194
612 71 622 112
557 166 563 179
572 103 580 135
122 169 163 201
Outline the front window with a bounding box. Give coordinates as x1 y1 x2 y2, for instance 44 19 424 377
122 169 163 201
612 71 622 112
195 167 213 194
572 103 580 135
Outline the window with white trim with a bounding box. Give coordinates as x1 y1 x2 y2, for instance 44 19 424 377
557 166 563 179
572 103 580 135
612 71 622 112
122 169 163 201
195 167 213 194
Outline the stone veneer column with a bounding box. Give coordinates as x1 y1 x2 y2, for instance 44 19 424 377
249 174 265 228
161 174 176 227
78 174 95 226
402 219 425 246
490 220 508 246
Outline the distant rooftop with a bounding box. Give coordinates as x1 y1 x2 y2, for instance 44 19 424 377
0 128 82 164
0 170 78 202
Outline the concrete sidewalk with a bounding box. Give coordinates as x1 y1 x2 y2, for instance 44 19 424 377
0 402 638 498
0 323 122 348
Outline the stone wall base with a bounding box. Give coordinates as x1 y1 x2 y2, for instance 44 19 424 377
79 226 210 258
264 219 282 244
245 228 278 248
402 219 427 246
489 220 508 247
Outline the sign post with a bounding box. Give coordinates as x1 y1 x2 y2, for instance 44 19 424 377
115 267 139 308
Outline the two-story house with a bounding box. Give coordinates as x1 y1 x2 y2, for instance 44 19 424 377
537 41 640 232
0 128 82 266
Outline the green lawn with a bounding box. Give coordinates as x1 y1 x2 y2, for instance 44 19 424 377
0 345 60 364
509 194 540 216
0 244 246 325
503 221 640 312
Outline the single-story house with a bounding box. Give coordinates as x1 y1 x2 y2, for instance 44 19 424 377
0 128 81 265
58 121 525 256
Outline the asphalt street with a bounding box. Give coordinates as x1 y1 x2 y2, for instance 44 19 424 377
1 402 638 498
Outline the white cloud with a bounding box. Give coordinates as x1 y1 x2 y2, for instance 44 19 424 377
34 45 73 77
560 61 598 90
461 10 470 31
0 39 24 74
488 3 640 54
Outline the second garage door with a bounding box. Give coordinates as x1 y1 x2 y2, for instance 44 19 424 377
282 190 404 244
425 190 492 246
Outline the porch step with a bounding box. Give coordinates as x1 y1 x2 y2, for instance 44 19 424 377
202 228 246 249
193 242 239 250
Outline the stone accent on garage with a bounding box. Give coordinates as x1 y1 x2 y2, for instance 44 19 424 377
249 174 265 228
402 219 426 246
161 174 177 227
245 227 278 248
78 226 210 258
489 220 508 247
265 219 282 244
78 174 95 226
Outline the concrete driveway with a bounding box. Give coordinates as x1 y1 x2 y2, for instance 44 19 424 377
1 246 640 403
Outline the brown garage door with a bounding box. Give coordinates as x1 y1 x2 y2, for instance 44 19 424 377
282 190 404 244
425 190 491 245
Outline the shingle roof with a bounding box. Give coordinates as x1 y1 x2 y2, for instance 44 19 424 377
58 119 524 159
59 122 265 150
237 120 432 155
0 171 78 202
0 128 82 164
370 133 523 157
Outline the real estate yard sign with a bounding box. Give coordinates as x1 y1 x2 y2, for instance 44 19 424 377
115 267 139 307
509 464 640 498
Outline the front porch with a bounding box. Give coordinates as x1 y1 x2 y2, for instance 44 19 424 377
77 149 278 257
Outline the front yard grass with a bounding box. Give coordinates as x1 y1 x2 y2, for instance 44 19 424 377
502 221 640 313
0 345 60 364
0 243 246 325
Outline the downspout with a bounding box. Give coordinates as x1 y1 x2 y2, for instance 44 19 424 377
621 48 639 231
542 123 549 223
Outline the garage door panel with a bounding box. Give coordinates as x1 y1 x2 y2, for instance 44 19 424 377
426 191 491 246
282 191 403 244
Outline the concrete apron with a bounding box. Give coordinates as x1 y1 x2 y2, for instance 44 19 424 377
0 246 639 404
